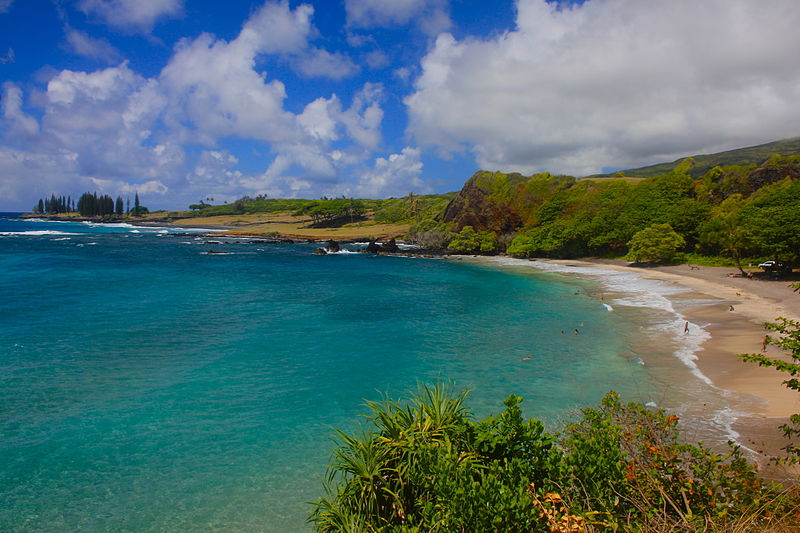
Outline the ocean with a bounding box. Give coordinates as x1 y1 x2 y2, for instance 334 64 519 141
0 216 732 532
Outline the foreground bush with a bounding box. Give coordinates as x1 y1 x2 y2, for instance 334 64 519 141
310 384 798 532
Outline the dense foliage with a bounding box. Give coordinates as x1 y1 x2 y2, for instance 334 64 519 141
624 224 685 264
311 384 794 532
32 191 146 218
32 194 74 214
447 225 499 254
442 155 800 263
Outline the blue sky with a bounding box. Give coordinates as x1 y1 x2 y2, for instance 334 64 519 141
1 0 799 210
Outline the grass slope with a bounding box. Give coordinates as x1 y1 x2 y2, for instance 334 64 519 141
588 136 800 179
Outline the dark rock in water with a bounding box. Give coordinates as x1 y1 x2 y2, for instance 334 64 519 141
381 238 399 253
363 240 382 253
325 240 340 253
314 248 327 255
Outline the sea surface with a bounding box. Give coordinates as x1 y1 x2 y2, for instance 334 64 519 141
0 216 731 532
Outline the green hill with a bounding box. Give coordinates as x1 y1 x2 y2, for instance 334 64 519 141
588 136 800 178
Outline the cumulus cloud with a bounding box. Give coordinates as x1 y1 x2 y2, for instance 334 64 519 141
0 1 387 209
351 147 427 198
295 48 359 80
346 0 451 35
406 0 800 175
89 177 168 195
64 28 122 63
2 83 39 137
77 0 183 33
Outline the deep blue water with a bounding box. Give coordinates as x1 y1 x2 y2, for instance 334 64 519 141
0 217 650 532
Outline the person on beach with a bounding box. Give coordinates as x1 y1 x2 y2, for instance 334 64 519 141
684 321 689 333
762 335 769 352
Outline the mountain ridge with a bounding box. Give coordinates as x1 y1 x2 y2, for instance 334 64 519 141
587 136 800 179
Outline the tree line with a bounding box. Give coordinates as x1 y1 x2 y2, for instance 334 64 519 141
33 192 147 217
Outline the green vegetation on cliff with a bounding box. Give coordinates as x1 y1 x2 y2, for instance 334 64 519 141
440 153 800 264
311 384 797 532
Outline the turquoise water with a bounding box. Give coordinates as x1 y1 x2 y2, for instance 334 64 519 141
0 217 650 532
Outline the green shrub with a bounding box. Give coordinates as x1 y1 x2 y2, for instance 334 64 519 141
447 226 499 254
310 386 792 532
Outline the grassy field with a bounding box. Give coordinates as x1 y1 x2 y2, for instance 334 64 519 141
152 211 411 240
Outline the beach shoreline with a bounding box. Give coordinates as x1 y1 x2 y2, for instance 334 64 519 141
510 257 799 471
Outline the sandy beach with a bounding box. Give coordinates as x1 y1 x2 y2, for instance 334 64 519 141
532 258 800 472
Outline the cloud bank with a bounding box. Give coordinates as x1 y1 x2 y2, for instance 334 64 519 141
406 0 800 175
0 1 424 208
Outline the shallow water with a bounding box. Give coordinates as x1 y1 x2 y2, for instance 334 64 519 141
1 218 706 532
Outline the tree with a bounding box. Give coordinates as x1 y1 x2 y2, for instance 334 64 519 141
625 223 685 264
115 196 124 216
698 194 753 274
447 225 499 254
130 192 148 216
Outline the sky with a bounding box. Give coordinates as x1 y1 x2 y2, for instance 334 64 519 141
1 0 799 211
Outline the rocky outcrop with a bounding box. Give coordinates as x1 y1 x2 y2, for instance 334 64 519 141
442 171 527 233
325 240 340 253
748 162 800 190
361 239 401 254
382 238 399 253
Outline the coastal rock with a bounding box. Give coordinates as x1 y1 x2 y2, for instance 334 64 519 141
325 240 340 253
363 240 382 253
381 238 399 253
314 248 327 255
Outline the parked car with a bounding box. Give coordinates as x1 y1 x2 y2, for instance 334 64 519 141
758 260 792 274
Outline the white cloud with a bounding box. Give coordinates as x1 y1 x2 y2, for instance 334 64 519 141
345 0 451 35
406 0 800 175
77 0 183 33
352 147 427 197
2 83 39 137
364 50 389 69
238 0 313 55
89 177 168 195
159 31 299 145
295 48 359 80
64 28 122 63
0 1 387 209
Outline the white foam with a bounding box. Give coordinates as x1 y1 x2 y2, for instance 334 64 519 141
328 249 359 254
488 257 713 384
52 237 72 241
603 303 613 311
130 229 141 233
0 230 79 236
